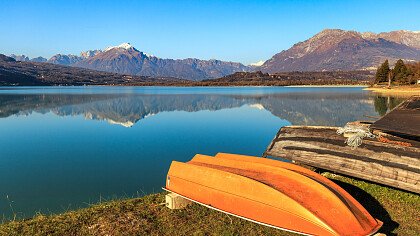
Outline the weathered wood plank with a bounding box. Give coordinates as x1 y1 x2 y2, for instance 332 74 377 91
269 145 419 184
272 140 420 176
264 125 420 194
275 139 420 168
370 95 420 140
267 148 419 193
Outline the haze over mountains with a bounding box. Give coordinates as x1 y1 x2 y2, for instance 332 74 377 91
6 29 420 80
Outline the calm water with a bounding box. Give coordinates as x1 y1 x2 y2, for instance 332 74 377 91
0 86 403 219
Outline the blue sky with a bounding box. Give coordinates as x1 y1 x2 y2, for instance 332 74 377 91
1 0 419 65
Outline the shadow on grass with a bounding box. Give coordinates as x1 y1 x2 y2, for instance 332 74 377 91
331 179 399 235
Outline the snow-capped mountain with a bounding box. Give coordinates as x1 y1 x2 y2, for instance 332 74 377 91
249 61 265 67
259 29 420 72
42 43 250 80
104 42 135 52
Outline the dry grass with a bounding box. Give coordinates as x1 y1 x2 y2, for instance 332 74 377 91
0 173 419 236
364 85 420 96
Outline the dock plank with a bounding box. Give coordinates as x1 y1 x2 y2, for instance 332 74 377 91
370 95 420 140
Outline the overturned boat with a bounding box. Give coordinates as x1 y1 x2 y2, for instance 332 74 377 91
165 153 382 236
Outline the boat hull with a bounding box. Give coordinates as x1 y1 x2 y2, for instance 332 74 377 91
165 153 382 236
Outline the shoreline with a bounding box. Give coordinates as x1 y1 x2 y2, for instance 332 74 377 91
1 172 418 235
0 84 370 89
286 85 367 87
364 86 420 96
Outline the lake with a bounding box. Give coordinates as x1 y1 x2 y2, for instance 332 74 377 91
0 86 403 219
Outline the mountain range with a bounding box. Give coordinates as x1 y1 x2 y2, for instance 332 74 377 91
43 43 251 81
7 29 420 80
260 29 420 72
0 55 183 86
10 54 48 63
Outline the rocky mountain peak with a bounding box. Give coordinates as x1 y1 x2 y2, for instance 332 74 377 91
48 54 83 65
377 30 420 49
80 50 102 59
9 55 48 63
360 30 420 48
9 54 30 62
30 56 48 63
360 32 377 39
0 54 16 62
260 29 420 73
290 29 363 57
313 29 360 40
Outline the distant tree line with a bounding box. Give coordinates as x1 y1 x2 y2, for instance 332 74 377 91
375 59 420 85
197 70 374 86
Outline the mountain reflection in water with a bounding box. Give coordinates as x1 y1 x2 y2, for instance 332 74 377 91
0 91 402 127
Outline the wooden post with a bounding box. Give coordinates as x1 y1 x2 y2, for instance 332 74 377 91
387 70 393 89
165 193 192 209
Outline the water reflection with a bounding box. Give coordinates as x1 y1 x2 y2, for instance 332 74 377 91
0 87 405 218
0 91 398 127
373 96 405 116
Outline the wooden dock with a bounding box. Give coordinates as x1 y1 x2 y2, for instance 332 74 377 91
370 95 419 140
264 126 420 193
264 96 420 194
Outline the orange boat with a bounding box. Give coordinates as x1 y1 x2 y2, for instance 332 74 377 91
165 153 382 236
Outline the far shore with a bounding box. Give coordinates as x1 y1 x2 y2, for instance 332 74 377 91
286 85 368 87
364 85 420 96
0 84 372 88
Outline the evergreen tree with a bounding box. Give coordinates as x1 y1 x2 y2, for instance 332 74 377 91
406 62 420 84
375 60 390 84
392 59 409 84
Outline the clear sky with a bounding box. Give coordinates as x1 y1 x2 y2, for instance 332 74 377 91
1 0 419 65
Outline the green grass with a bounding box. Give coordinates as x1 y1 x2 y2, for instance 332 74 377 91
321 173 420 235
0 173 419 236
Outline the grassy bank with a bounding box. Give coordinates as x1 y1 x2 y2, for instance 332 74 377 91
1 172 419 236
364 85 420 96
